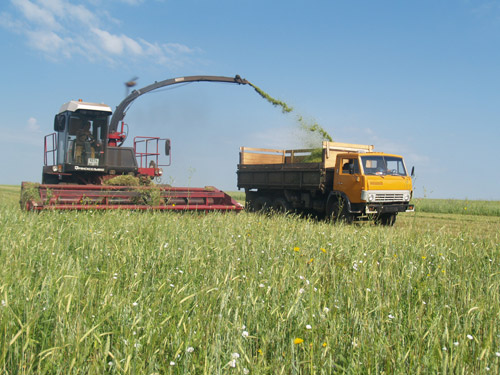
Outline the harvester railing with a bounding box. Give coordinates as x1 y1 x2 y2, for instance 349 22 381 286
134 136 171 168
44 133 57 166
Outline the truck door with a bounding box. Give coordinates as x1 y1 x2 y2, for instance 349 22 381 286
335 156 362 203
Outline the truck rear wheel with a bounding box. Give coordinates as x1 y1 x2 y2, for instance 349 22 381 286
252 196 272 213
272 197 291 214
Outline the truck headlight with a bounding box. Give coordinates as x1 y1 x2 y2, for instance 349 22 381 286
403 192 410 201
361 191 376 202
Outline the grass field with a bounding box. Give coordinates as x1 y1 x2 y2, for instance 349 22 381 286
1 185 499 374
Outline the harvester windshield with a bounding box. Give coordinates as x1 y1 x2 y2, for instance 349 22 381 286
361 155 407 176
64 112 108 167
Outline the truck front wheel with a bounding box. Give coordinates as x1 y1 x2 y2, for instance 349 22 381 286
375 213 397 226
326 196 352 223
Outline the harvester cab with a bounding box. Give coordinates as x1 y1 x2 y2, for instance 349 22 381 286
47 101 110 183
44 99 168 185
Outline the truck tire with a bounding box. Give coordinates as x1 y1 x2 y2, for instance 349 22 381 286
272 197 292 214
252 196 272 213
326 196 353 223
375 213 397 226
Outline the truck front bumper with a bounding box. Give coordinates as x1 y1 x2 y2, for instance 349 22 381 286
365 202 414 214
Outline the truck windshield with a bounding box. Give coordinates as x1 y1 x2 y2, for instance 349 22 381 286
361 155 407 176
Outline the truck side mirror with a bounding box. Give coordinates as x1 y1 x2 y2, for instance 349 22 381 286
165 139 171 156
54 114 65 132
411 166 415 177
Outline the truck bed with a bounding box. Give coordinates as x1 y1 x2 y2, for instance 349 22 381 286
237 162 333 192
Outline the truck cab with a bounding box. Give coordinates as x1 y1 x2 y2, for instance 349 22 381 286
333 152 413 224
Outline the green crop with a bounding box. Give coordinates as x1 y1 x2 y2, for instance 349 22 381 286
250 83 293 114
2 186 500 373
249 84 333 153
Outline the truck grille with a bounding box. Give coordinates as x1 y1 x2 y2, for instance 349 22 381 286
374 193 404 202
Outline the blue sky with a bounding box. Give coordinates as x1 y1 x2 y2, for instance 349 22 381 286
1 0 499 199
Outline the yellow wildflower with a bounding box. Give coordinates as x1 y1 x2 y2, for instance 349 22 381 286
294 247 300 252
294 338 304 345
321 248 326 253
322 342 327 347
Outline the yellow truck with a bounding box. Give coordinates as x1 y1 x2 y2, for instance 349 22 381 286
237 141 414 225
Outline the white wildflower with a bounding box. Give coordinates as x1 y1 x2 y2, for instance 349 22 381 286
454 341 459 346
231 352 240 359
229 359 236 368
243 368 250 374
170 361 175 366
259 284 265 288
388 314 395 319
467 334 473 340
299 288 305 294
132 302 138 306
323 307 330 313
442 346 447 351
186 347 194 353
242 331 249 338
306 325 312 330
495 352 500 357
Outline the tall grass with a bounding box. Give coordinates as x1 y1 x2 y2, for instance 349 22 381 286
414 198 500 217
1 186 500 373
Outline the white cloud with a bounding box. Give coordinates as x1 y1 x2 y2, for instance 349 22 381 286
12 0 59 30
27 117 41 132
1 0 200 67
26 29 65 53
116 0 146 5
